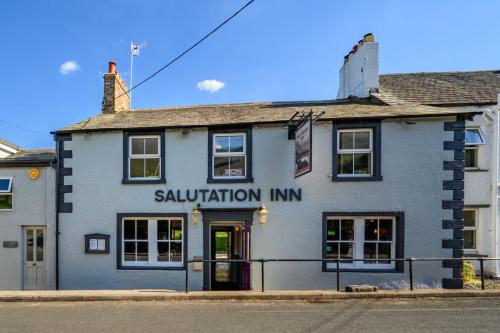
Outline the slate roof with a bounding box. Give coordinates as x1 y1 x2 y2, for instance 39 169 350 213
376 70 500 106
0 149 56 166
55 100 477 134
0 138 22 151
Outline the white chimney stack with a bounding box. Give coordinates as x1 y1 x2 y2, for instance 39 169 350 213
337 33 379 99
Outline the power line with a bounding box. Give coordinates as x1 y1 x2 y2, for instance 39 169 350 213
0 119 48 137
117 0 255 99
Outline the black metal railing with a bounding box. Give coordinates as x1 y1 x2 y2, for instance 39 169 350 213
184 257 499 293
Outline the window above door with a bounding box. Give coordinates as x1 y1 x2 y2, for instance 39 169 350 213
207 128 253 183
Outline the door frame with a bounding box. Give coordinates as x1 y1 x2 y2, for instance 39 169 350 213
23 226 47 290
201 208 256 291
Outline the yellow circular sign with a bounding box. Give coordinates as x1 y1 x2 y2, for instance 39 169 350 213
28 168 40 180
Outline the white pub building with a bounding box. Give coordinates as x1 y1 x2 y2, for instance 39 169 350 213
1 34 498 291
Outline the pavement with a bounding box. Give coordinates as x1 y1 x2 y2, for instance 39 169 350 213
1 288 500 302
1 297 500 332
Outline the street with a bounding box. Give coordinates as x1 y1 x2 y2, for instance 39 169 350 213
0 297 499 332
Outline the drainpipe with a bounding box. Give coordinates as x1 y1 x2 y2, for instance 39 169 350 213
495 94 500 277
54 136 60 290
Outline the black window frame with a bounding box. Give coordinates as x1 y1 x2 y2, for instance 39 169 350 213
122 130 166 184
116 213 188 270
207 127 253 184
322 211 404 273
332 120 382 181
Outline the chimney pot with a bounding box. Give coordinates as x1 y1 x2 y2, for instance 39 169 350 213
108 61 117 74
363 33 374 42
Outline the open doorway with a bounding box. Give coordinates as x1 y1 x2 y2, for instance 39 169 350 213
210 224 250 290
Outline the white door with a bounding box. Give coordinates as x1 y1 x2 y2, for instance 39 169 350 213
23 227 46 290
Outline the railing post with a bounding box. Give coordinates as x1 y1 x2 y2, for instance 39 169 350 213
408 258 414 291
336 259 340 292
261 259 265 292
479 258 485 290
185 261 189 293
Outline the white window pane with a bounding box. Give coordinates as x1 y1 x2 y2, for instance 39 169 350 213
136 220 148 240
379 219 393 241
353 153 371 174
170 220 182 240
214 157 230 176
229 156 245 176
339 243 353 263
354 131 370 149
157 242 169 262
378 243 391 264
0 178 12 192
465 149 477 168
363 243 377 263
170 242 182 262
229 135 244 153
338 154 353 174
340 220 354 240
145 138 159 154
327 220 340 241
131 138 144 155
130 159 145 178
465 129 484 145
145 158 160 178
339 132 354 149
124 221 135 240
137 242 148 261
464 211 476 227
157 220 169 240
326 242 338 259
36 229 44 262
215 136 230 153
124 242 135 261
364 219 378 241
464 230 476 249
0 195 12 209
26 229 34 261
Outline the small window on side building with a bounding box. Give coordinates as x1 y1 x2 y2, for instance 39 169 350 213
464 128 485 169
0 178 13 210
464 210 477 250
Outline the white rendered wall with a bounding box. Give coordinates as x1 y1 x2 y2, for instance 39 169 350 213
0 166 56 290
59 117 455 291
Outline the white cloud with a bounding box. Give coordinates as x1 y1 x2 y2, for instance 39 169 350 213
59 60 80 75
197 79 225 93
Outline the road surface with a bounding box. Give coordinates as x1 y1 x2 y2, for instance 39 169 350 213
0 297 499 332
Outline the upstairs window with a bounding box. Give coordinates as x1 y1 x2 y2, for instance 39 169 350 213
208 128 253 183
213 133 246 178
464 128 485 169
123 132 165 184
337 129 373 176
332 121 382 182
0 178 12 210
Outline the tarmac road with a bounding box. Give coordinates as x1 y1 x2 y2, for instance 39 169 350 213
0 297 499 332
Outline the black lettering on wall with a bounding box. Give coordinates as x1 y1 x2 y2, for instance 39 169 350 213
234 189 248 202
208 190 220 202
165 190 176 202
186 190 198 202
249 189 261 201
275 189 288 201
289 188 302 201
154 190 165 202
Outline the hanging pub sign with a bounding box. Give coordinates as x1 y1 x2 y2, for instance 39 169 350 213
294 114 312 178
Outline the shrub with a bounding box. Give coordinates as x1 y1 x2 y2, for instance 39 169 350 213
463 261 481 285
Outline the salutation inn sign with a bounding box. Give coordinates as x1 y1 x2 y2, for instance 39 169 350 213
154 188 302 203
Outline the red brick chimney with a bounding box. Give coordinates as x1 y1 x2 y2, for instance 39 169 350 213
102 61 130 114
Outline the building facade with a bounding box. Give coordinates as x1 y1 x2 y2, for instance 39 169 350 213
0 150 56 290
52 37 482 289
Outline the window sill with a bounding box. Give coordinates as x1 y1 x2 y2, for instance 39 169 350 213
332 175 383 182
207 177 254 184
464 168 489 172
117 265 185 270
122 178 166 185
322 268 400 273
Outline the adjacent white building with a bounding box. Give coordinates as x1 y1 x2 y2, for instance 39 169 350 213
0 149 57 290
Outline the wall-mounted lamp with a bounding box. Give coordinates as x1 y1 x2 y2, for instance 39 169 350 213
192 204 201 225
259 204 268 225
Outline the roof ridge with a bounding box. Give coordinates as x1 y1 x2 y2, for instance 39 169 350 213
381 69 500 77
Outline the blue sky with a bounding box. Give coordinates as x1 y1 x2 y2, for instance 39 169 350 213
0 0 499 148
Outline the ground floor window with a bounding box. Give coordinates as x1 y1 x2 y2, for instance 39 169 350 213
118 214 187 269
464 209 477 250
323 213 404 271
